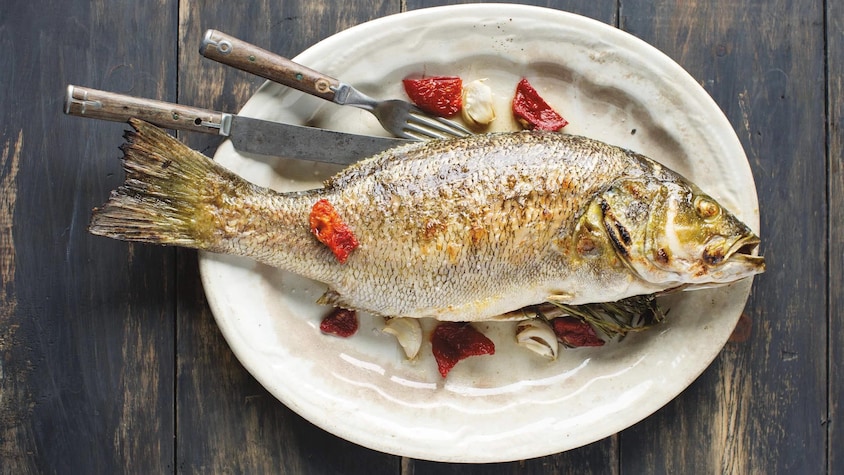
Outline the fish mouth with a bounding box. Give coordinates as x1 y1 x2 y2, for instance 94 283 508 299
681 234 765 291
726 234 764 267
706 233 765 280
702 233 765 273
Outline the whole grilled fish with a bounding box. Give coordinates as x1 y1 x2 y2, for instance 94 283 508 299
91 119 765 322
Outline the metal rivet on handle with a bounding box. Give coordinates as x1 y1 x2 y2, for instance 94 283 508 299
315 79 332 93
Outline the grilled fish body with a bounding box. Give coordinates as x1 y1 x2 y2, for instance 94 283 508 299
91 119 764 322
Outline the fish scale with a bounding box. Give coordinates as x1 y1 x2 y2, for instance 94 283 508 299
90 119 764 322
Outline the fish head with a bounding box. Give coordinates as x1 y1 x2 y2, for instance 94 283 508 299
592 176 765 287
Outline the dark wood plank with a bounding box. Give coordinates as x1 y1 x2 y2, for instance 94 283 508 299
0 0 177 472
407 438 618 475
619 1 827 473
174 1 401 472
828 0 843 471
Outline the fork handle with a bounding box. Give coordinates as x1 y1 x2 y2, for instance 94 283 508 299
200 29 340 102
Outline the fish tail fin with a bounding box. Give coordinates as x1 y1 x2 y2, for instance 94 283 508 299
89 118 240 249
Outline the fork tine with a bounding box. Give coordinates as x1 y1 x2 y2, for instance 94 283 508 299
401 122 452 141
407 108 473 138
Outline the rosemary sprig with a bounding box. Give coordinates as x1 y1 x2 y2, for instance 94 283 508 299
545 294 667 341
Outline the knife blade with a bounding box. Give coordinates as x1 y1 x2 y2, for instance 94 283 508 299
63 85 408 165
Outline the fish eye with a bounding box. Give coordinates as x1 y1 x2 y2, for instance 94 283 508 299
694 196 721 220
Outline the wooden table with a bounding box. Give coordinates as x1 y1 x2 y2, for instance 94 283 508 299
1 0 839 472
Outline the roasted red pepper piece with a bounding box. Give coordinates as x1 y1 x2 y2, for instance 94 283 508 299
309 199 359 263
431 322 495 378
552 317 605 347
402 76 463 117
512 78 568 131
320 308 359 338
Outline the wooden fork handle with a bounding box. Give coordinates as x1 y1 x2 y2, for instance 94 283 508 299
200 29 341 102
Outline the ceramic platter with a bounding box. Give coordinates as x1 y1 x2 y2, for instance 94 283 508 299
199 4 759 463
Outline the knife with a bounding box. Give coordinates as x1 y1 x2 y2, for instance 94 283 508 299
63 85 408 164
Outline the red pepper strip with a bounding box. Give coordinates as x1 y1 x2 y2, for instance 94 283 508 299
431 322 495 378
309 199 359 264
552 317 605 347
402 76 463 117
512 78 569 131
320 308 359 338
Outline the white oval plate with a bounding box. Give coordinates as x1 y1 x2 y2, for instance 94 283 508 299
200 4 759 463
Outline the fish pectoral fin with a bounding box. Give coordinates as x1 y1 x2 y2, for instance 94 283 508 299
317 289 348 307
318 289 388 318
546 291 574 304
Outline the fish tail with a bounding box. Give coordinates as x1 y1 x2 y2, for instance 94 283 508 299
89 118 242 250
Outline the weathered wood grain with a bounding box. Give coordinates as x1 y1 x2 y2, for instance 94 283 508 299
407 438 618 475
619 0 827 473
174 1 400 473
0 0 177 473
828 0 843 471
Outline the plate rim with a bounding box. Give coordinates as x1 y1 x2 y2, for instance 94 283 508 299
199 4 758 462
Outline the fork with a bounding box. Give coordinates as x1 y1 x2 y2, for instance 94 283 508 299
199 30 472 141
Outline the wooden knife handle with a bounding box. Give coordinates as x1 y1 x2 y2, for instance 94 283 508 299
200 29 340 101
64 85 230 135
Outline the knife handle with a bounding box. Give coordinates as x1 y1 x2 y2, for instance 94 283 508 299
200 29 340 102
64 85 231 136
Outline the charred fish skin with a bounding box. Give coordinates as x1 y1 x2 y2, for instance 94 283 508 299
90 119 764 322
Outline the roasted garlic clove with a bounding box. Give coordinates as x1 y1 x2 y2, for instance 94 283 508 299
516 318 559 360
461 79 496 127
383 317 423 360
